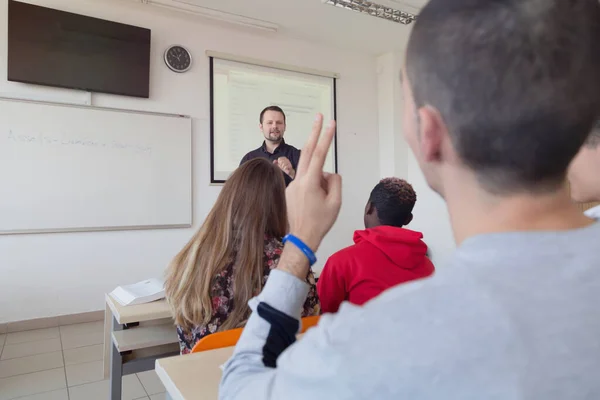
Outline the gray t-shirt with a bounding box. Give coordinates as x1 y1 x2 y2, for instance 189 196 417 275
220 222 600 400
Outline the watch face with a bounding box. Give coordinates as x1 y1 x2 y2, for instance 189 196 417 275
165 46 192 73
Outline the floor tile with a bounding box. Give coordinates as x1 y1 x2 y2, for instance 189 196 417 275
7 317 59 333
9 388 69 400
137 370 166 395
59 321 104 337
0 324 7 334
68 375 146 400
5 327 60 345
123 375 149 400
1 337 62 360
65 360 103 387
150 393 167 400
68 380 109 400
60 321 104 350
0 368 66 400
0 334 5 347
63 343 103 366
59 310 104 326
0 351 64 378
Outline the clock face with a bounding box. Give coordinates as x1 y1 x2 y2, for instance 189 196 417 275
164 46 192 73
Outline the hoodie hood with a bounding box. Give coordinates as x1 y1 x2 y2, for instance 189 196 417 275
353 225 429 270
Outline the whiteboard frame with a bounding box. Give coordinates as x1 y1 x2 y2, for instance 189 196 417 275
0 96 191 118
0 96 194 235
208 55 339 184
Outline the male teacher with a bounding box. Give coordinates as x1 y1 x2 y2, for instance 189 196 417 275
240 106 300 186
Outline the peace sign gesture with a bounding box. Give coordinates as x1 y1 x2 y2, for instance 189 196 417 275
278 114 342 279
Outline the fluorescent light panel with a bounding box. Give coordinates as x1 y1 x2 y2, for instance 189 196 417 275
323 0 417 25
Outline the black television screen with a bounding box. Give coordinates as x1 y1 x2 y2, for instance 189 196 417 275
7 0 151 98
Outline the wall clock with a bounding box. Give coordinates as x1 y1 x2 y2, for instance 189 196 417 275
164 45 192 73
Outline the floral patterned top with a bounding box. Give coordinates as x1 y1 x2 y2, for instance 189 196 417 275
177 234 320 354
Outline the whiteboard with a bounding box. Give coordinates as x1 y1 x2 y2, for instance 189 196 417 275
0 97 192 234
210 57 337 182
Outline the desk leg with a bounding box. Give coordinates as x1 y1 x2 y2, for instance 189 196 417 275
110 315 123 400
103 303 112 379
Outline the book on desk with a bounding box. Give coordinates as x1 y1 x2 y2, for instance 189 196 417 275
110 278 165 306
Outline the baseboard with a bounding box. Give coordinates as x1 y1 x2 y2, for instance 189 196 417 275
4 310 105 333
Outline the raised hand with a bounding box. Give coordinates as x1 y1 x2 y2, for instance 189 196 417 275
277 114 342 279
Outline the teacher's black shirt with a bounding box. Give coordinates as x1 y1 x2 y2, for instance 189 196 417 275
240 140 301 186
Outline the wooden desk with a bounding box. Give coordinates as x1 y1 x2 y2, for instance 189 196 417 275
156 334 304 400
104 294 177 400
103 294 173 378
156 347 233 400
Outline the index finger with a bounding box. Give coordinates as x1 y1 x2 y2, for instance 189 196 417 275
296 114 324 178
307 120 336 177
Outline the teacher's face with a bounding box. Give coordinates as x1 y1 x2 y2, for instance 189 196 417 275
260 110 286 143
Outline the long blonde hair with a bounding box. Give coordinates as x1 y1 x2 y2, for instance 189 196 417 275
165 159 287 331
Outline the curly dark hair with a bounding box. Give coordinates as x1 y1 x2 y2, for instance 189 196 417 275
369 178 417 227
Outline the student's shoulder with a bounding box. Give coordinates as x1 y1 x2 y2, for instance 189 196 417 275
326 243 364 264
309 275 518 399
329 265 507 347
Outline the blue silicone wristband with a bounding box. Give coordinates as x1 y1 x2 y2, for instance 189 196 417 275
282 234 317 266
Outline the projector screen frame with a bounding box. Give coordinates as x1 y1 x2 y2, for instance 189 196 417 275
208 53 339 184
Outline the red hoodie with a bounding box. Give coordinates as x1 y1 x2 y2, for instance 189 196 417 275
317 225 435 313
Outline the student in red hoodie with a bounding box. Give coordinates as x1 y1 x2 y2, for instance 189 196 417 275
317 178 435 313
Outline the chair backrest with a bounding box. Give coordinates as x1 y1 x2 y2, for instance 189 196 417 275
190 315 321 354
191 327 244 353
300 315 320 333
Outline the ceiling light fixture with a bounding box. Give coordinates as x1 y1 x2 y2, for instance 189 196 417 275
322 0 417 25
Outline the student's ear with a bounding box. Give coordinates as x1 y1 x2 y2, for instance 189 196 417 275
418 106 445 163
365 201 375 215
405 213 414 225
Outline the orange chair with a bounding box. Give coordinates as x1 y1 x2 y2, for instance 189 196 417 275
190 315 321 354
191 326 244 353
300 315 320 333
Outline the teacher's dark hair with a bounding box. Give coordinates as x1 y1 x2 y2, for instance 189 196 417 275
260 106 286 124
406 0 600 194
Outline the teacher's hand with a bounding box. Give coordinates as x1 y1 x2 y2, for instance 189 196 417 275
274 157 295 179
277 114 342 280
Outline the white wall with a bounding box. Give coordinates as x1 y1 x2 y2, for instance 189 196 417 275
0 0 380 322
407 154 456 266
377 48 456 268
377 52 408 178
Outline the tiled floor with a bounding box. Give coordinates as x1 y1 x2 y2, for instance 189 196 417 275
0 322 167 400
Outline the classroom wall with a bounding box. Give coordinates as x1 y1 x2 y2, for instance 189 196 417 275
407 154 456 266
376 48 456 268
377 51 408 179
0 0 382 322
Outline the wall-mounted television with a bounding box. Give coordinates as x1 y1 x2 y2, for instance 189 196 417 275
7 0 151 98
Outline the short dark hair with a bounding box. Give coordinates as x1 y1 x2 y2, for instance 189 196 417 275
406 0 600 194
585 119 600 148
369 178 416 227
260 106 286 124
